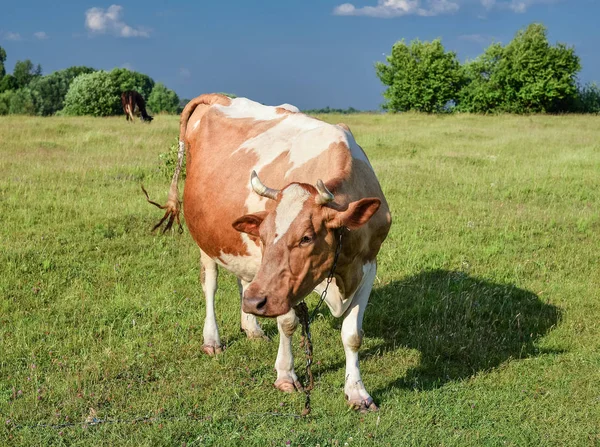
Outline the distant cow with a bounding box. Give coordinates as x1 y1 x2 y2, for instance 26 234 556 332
149 93 391 411
121 91 153 123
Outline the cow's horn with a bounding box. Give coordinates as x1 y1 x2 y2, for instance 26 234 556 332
251 171 280 200
315 179 334 204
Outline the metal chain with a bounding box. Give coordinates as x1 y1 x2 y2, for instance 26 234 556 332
295 228 344 416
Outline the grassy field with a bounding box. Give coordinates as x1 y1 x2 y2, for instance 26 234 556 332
1 112 599 446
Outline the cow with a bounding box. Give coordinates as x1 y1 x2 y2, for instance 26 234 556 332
150 93 391 411
121 90 153 123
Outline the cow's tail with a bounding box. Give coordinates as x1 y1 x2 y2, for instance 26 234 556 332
143 93 232 233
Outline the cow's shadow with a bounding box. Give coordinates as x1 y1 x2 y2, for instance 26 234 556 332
314 269 561 394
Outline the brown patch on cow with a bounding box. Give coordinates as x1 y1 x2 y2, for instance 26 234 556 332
345 333 363 352
183 106 286 260
275 107 297 115
337 123 351 133
200 264 206 285
278 313 299 337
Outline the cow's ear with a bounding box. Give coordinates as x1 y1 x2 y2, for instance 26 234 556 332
326 198 381 230
232 212 267 237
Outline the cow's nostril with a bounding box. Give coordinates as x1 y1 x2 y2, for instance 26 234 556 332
243 295 268 315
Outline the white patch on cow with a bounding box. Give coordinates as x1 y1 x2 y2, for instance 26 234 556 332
345 131 374 172
341 261 377 407
215 97 284 121
216 233 261 282
273 185 311 243
276 103 300 113
316 261 375 318
192 119 201 130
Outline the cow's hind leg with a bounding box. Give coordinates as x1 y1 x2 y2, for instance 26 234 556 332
274 309 303 392
238 279 267 340
341 261 378 412
201 250 223 355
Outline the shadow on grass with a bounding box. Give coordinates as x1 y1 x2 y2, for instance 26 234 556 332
320 269 562 394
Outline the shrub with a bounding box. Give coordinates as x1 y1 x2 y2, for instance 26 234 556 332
29 66 96 116
575 82 600 114
158 138 185 180
109 68 154 99
148 83 179 114
376 38 464 113
0 74 18 94
457 24 580 114
62 71 122 116
7 88 37 115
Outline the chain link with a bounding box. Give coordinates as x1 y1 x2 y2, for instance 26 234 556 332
295 229 344 416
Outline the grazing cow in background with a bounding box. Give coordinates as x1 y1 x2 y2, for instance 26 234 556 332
149 93 391 411
121 90 153 123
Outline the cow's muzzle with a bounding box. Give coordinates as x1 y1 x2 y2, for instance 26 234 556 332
242 295 268 316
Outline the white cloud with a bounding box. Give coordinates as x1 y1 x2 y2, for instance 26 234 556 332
481 0 557 13
33 31 48 40
334 0 558 17
85 5 150 38
4 32 22 41
333 0 460 17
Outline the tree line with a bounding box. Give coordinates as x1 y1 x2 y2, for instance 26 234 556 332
0 47 180 116
376 23 600 114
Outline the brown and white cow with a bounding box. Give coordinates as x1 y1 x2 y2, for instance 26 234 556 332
152 93 391 411
121 90 153 123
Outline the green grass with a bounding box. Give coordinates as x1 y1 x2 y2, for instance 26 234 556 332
1 113 599 446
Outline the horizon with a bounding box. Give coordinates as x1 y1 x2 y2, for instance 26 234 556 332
1 1 598 110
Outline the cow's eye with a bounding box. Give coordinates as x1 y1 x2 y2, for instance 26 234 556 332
299 235 313 246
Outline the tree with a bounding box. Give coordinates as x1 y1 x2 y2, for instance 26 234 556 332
0 46 6 79
575 82 600 114
0 74 18 93
7 88 37 115
13 60 42 88
458 23 581 113
62 71 121 116
109 68 154 99
147 83 179 114
375 38 464 113
29 66 96 116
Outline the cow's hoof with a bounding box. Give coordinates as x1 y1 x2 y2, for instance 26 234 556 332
274 378 304 393
346 396 379 413
244 329 270 342
202 344 223 356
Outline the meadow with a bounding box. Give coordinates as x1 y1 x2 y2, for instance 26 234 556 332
1 112 599 446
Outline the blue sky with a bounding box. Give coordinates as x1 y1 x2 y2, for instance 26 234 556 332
1 1 598 110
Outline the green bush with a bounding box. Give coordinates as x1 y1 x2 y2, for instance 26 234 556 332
13 59 42 89
110 68 154 99
457 24 580 114
62 71 122 117
148 83 179 114
0 91 10 115
375 38 464 113
575 82 600 114
158 138 185 180
0 74 18 93
7 88 37 115
29 66 96 116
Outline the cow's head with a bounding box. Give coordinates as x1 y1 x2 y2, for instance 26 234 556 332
232 171 381 317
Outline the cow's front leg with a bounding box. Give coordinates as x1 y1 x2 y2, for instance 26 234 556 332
274 309 303 392
342 262 378 412
200 250 223 355
238 279 267 340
